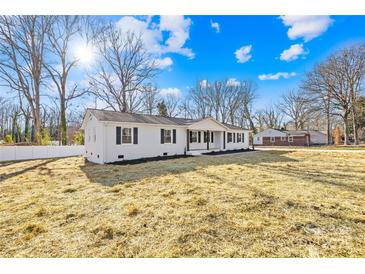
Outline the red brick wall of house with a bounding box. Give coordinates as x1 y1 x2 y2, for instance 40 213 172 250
261 135 310 146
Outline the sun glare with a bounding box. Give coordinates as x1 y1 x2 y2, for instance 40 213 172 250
74 43 95 66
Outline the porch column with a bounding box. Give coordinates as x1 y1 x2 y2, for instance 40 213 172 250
186 129 190 151
207 130 210 150
223 131 226 149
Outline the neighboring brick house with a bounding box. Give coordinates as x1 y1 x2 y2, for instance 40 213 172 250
253 128 327 146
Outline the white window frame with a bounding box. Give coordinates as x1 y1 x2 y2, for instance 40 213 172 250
256 137 260 141
237 133 242 142
164 129 172 144
288 136 294 143
270 137 275 143
122 128 132 144
93 128 96 143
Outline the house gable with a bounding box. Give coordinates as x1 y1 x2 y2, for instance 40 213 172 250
188 118 229 131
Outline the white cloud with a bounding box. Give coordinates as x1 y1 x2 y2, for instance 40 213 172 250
226 78 240 87
160 16 194 59
154 57 173 70
258 72 297 81
210 20 220 33
234 45 252 63
117 16 162 54
159 87 182 97
280 16 334 42
280 44 308 62
116 15 194 61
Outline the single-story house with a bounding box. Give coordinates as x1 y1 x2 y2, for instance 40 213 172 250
81 109 250 164
253 128 328 146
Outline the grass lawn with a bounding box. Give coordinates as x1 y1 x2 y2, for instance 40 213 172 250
258 145 365 150
0 151 364 257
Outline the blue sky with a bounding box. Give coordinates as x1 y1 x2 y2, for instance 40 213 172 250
2 15 365 111
109 15 365 109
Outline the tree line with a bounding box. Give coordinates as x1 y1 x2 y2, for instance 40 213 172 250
0 16 364 145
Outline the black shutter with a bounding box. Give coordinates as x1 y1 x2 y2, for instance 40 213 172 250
189 131 192 143
211 132 214 143
133 127 138 144
223 131 226 149
161 129 164 144
242 133 244 142
203 131 207 143
233 133 236 143
198 131 201 143
116 127 121 144
173 129 176 144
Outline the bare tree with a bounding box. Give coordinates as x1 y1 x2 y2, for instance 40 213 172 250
164 94 181 117
0 16 54 144
335 45 365 144
45 16 88 145
236 80 257 132
88 24 158 112
256 106 284 129
279 89 311 130
141 84 160 115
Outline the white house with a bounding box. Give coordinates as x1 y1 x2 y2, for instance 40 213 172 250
81 109 250 164
253 128 328 146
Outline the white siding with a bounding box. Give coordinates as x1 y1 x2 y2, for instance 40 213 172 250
226 130 249 150
309 131 328 144
84 113 105 164
104 123 186 163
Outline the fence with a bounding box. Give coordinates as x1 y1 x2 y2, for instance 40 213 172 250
0 145 85 162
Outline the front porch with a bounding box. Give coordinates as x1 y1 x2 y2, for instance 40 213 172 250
186 129 226 153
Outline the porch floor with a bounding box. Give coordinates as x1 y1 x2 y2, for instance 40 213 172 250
187 148 221 156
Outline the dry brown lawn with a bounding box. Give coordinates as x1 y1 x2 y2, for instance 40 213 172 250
0 151 364 258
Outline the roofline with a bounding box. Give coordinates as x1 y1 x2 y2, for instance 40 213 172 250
82 108 249 131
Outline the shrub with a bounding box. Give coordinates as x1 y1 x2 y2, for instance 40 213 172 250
4 134 13 144
73 130 85 145
37 128 51 145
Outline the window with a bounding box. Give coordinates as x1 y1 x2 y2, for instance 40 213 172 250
190 131 198 143
122 128 132 144
93 128 96 142
88 129 91 142
203 131 208 143
211 132 214 143
227 132 233 143
237 133 242 142
242 133 245 142
270 137 275 143
164 129 172 143
288 136 293 142
116 127 121 144
281 136 286 141
256 137 260 141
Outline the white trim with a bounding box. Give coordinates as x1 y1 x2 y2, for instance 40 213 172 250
288 136 294 142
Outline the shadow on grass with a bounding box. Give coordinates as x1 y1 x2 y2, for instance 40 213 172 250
80 151 297 186
0 158 58 182
260 164 365 193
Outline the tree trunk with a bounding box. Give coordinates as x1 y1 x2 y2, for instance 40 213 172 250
343 113 350 145
60 96 67 145
351 105 359 145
